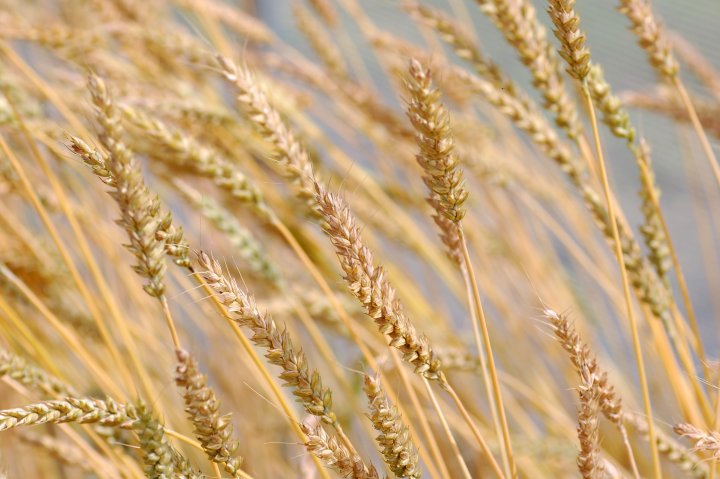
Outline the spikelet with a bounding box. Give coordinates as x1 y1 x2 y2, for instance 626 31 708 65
19 431 94 472
587 67 670 283
120 106 270 220
175 182 279 282
363 374 421 478
549 0 671 288
583 189 670 325
294 2 347 79
587 66 635 144
68 135 190 270
86 74 168 296
173 0 274 44
456 69 672 323
544 310 609 478
175 349 244 477
623 90 720 139
625 414 707 478
435 346 482 373
0 397 131 431
308 0 338 27
427 196 463 267
458 69 585 188
575 384 606 479
405 2 513 95
636 140 670 281
668 32 720 97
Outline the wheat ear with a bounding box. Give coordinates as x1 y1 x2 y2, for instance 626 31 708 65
475 0 582 141
576 384 606 479
363 374 421 479
406 57 514 478
175 349 244 478
196 251 360 456
120 105 271 221
619 0 720 194
293 2 348 79
301 422 380 479
133 401 177 479
0 397 131 431
217 55 317 214
674 423 720 461
0 348 77 397
625 413 707 478
85 75 168 297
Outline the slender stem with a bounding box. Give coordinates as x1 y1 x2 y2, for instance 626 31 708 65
458 228 516 478
4 378 129 479
443 380 506 479
0 265 123 398
637 160 708 378
619 423 641 479
0 90 131 387
673 77 720 191
388 350 452 479
159 295 182 351
460 263 505 461
0 135 125 396
710 360 720 479
422 378 473 479
23 141 163 404
582 84 662 479
0 292 61 378
0 44 92 139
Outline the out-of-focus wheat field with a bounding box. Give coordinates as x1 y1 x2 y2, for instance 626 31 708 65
0 1 719 478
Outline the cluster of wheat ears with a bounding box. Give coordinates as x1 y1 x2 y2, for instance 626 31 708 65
0 0 719 477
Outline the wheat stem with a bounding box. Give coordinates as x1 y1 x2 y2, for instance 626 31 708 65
422 378 473 479
582 83 662 479
458 227 516 478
